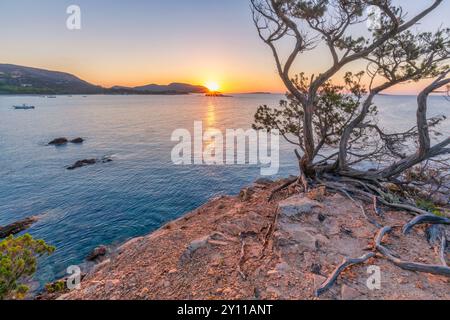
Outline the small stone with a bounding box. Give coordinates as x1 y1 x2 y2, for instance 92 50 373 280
310 263 322 275
318 213 326 222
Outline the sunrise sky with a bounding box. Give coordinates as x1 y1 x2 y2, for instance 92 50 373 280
0 0 449 94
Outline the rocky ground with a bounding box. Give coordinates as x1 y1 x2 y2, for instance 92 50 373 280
53 178 449 300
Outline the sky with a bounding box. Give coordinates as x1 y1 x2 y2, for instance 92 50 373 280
0 0 449 94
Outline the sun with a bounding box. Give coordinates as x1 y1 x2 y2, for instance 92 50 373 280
205 81 220 92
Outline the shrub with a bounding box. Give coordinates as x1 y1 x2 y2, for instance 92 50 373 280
0 234 55 300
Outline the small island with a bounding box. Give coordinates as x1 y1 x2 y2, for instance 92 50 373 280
205 91 232 97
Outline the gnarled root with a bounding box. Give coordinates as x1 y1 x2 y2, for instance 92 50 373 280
375 227 450 277
402 214 450 235
268 176 298 202
439 232 448 267
315 252 375 297
322 182 382 228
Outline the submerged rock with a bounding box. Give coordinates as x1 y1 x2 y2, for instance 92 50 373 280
48 137 68 146
0 216 39 238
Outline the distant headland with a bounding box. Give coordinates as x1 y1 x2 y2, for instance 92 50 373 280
0 64 209 95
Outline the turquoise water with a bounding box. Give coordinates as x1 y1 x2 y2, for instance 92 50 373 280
0 94 448 288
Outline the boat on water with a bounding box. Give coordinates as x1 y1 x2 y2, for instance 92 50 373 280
13 104 35 110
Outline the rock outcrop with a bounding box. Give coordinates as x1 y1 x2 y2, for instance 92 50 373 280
55 179 450 300
0 216 39 239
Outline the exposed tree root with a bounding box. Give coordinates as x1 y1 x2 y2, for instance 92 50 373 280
319 178 428 216
315 252 375 297
372 196 383 217
322 182 383 228
375 227 450 277
237 231 259 280
268 176 298 202
261 208 280 258
237 232 248 280
439 232 448 267
402 214 450 235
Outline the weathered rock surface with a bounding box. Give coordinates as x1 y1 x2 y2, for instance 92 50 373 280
278 195 323 217
0 216 39 239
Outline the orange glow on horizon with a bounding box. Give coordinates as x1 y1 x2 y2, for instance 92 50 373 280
205 81 220 92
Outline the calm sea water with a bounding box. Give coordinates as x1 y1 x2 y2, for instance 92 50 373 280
0 94 448 288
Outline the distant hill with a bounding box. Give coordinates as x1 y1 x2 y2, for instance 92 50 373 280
0 64 104 94
116 82 208 94
0 64 209 95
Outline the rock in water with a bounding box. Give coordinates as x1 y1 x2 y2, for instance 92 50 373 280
87 245 108 261
48 137 68 146
70 137 84 144
67 159 97 170
101 156 113 163
0 216 39 238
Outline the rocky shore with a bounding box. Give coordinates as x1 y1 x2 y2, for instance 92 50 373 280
49 178 449 300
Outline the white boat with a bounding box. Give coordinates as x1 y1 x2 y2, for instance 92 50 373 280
13 104 35 110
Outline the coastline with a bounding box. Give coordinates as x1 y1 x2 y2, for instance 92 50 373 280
40 178 450 300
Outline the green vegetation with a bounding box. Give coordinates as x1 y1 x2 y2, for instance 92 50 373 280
416 199 445 217
0 84 56 95
45 280 66 294
0 234 55 300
